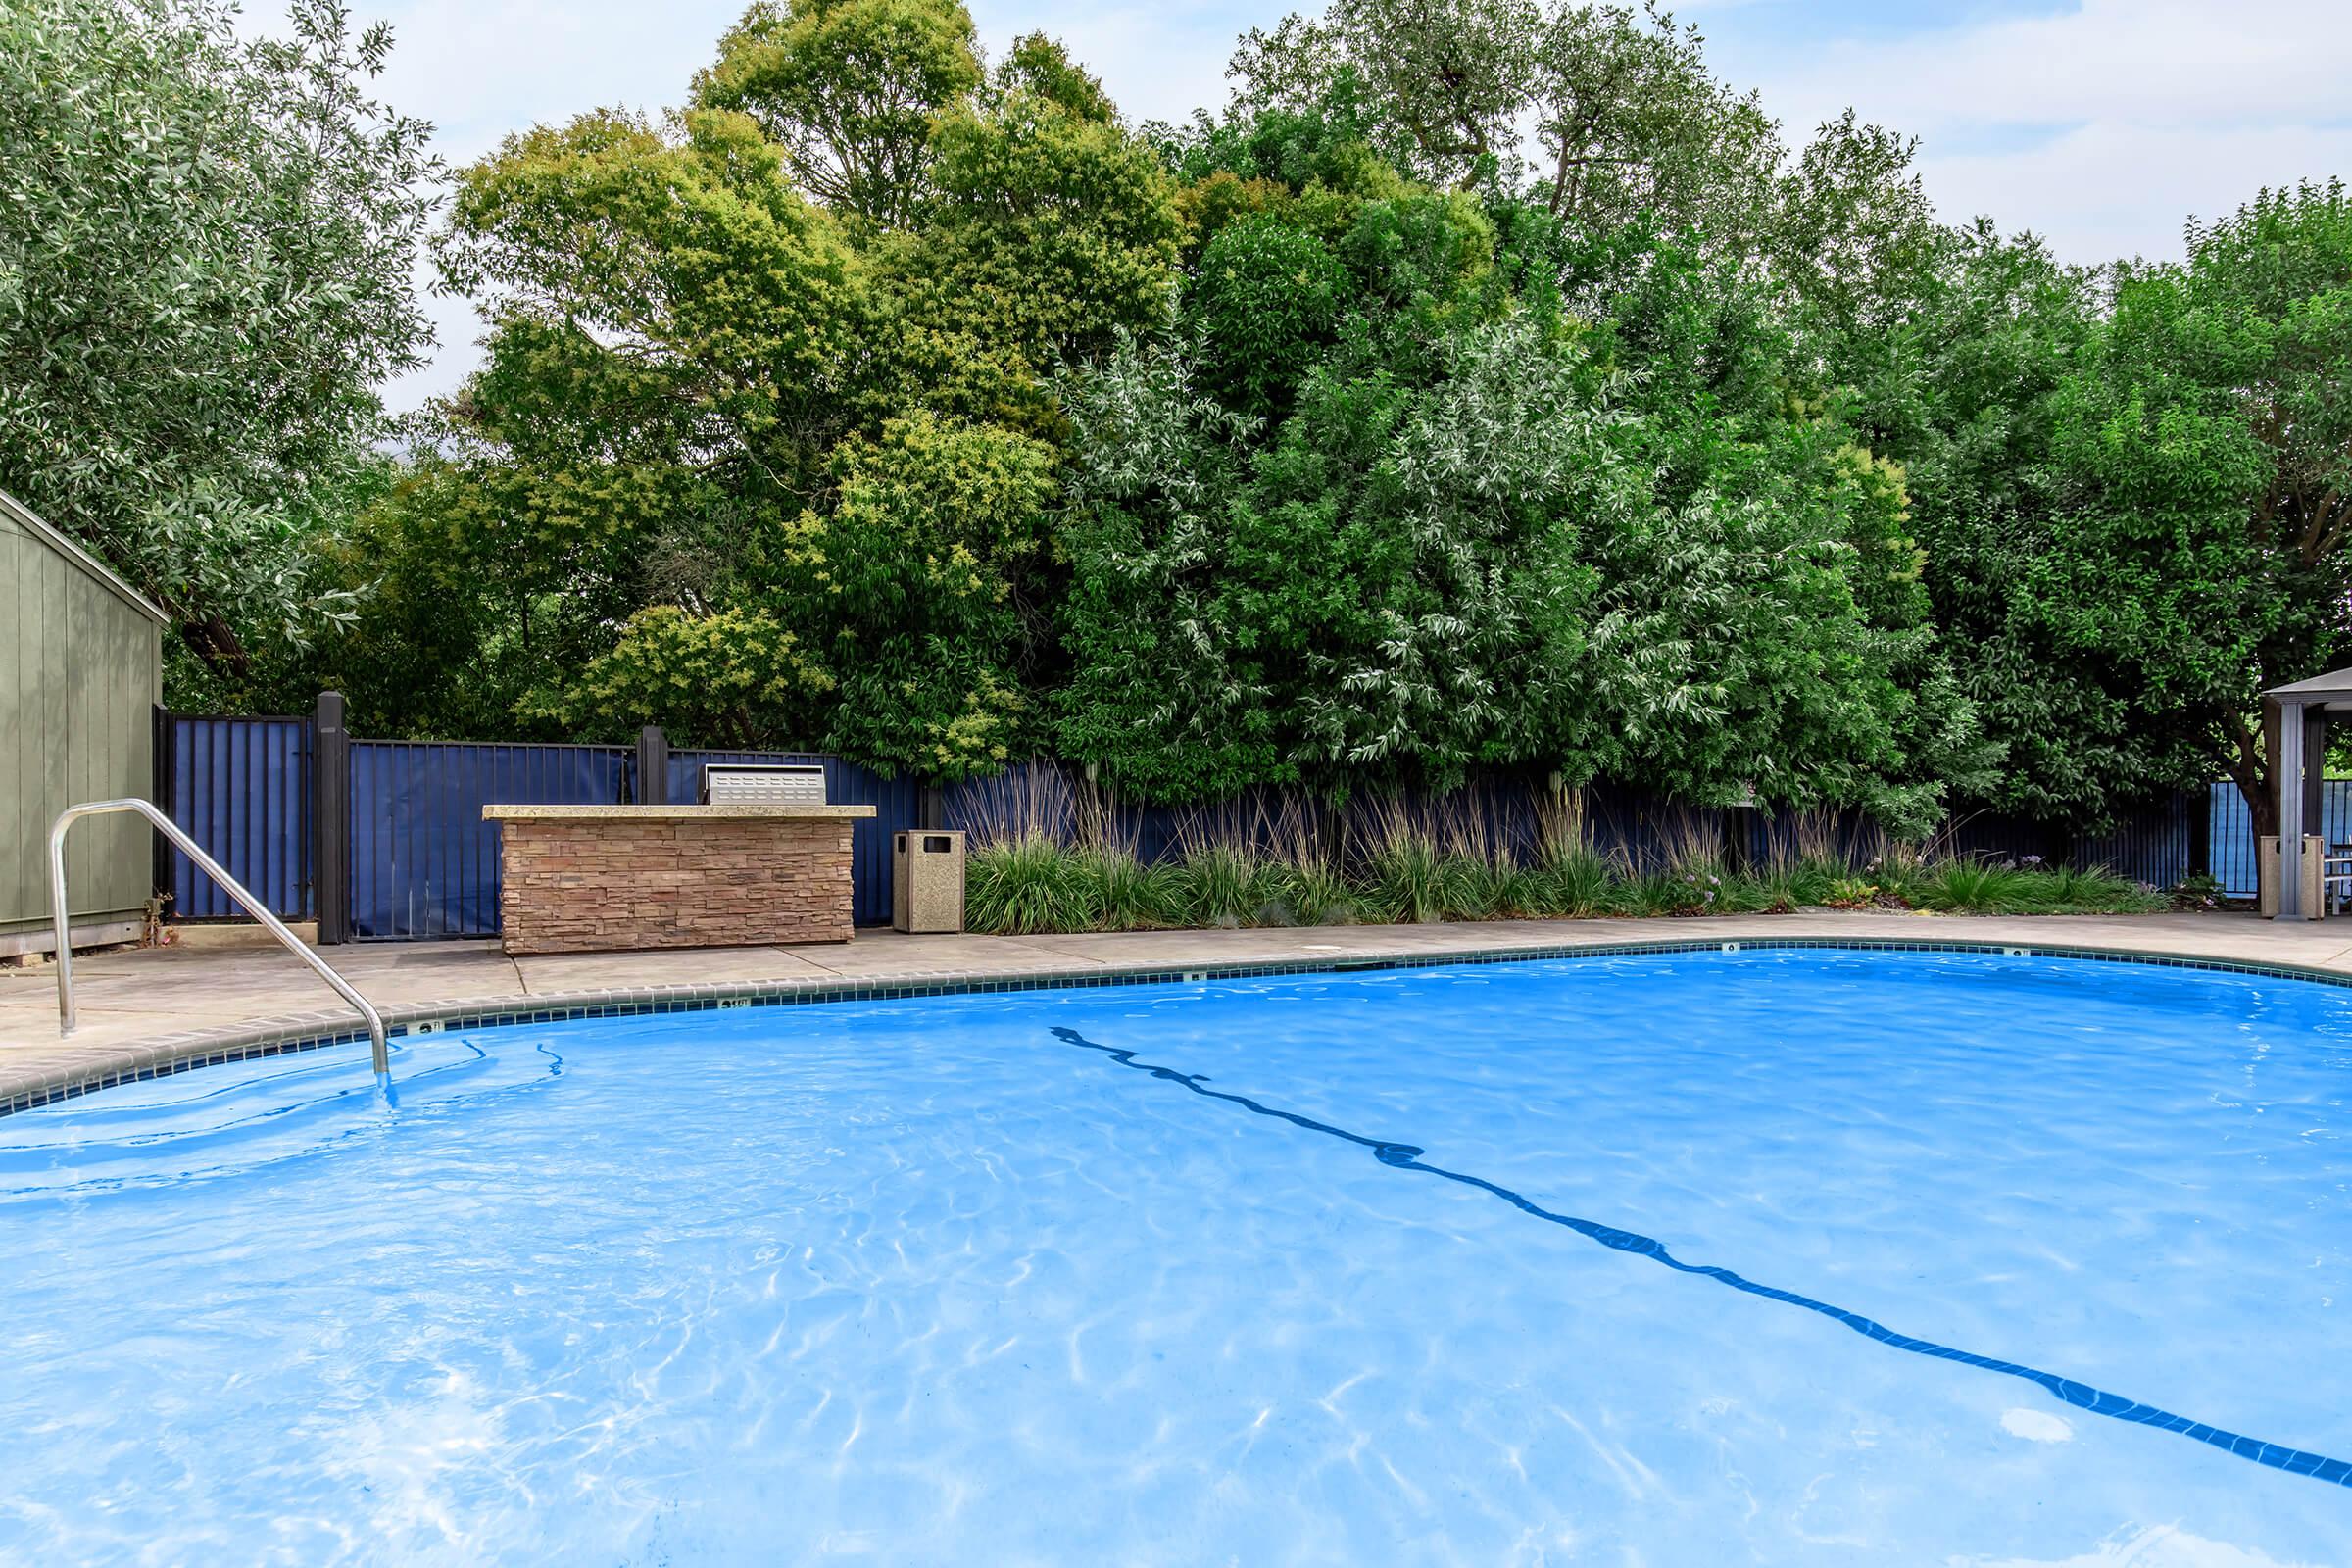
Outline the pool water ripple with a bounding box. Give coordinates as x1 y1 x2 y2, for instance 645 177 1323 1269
1045 1022 2352 1489
1 949 2347 1565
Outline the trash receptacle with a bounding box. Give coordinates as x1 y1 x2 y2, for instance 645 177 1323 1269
2259 833 2326 920
893 830 966 933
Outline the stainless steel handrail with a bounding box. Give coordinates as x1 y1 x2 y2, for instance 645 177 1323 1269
49 798 389 1075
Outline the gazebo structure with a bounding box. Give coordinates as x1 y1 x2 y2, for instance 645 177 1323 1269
2263 666 2352 919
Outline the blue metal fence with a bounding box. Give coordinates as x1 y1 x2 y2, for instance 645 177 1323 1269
164 710 2278 936
2206 779 2352 897
667 751 919 926
2075 788 2200 890
165 715 313 920
943 761 2225 891
350 741 632 939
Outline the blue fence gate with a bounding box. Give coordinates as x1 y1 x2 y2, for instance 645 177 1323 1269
162 714 314 920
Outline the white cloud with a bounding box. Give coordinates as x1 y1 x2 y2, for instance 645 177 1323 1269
1787 0 2352 134
1728 0 2352 265
1919 120 2352 264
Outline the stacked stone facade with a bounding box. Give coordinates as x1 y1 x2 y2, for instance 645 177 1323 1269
496 817 856 955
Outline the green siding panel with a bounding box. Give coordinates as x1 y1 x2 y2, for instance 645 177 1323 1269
0 504 162 940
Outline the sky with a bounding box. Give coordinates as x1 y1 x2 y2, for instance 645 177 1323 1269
266 0 2352 413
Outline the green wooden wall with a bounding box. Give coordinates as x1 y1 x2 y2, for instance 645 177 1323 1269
0 492 165 949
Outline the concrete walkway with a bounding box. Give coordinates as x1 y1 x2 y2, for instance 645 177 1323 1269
5 909 2348 1111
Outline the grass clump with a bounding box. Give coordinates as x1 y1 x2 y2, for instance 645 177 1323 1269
1361 832 1447 924
1272 855 1357 926
1526 844 1612 917
960 784 2172 934
1086 846 1182 931
1175 843 1278 927
1910 858 2164 915
965 833 1096 935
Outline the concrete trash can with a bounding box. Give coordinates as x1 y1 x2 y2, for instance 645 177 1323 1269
2259 834 2326 920
893 830 966 933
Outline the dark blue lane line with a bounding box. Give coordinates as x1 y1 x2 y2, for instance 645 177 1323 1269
1047 1025 2352 1490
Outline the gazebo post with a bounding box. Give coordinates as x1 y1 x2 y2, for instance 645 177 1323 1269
2306 708 2329 840
2278 697 2306 919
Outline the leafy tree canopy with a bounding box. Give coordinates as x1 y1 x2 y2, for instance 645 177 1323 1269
137 0 2349 849
0 0 438 679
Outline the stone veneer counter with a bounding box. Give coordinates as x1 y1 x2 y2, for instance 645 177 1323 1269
482 804 878 956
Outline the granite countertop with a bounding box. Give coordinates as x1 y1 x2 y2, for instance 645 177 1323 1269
481 804 879 820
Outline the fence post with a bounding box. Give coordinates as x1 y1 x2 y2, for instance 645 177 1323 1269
2188 784 2213 877
919 783 945 830
315 691 351 945
636 726 669 806
150 704 174 908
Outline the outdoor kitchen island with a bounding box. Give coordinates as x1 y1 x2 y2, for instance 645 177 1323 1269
482 803 877 956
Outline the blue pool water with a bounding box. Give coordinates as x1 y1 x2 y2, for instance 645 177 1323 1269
1 948 2348 1564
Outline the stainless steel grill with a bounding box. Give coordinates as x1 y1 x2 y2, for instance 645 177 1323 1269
700 763 827 806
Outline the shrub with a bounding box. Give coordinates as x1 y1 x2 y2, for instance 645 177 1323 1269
1821 876 1883 909
1362 831 1446 923
1270 857 1357 926
1525 842 1613 917
2167 871 2227 911
1437 853 1513 919
965 834 1096 934
964 808 2174 934
2034 863 2163 914
1086 846 1182 930
1174 843 1276 927
1917 859 2014 914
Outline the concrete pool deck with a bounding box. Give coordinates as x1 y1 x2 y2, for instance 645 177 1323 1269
4 909 2349 1112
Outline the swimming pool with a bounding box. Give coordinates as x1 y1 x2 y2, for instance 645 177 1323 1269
1 947 2345 1563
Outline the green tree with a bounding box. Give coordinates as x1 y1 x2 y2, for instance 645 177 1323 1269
1577 232 1990 830
1057 317 1618 801
530 605 834 748
2032 181 2352 834
912 43 1183 371
776 410 1058 776
1531 2 1778 242
377 12 1177 775
1052 339 1279 800
1191 216 1349 416
1836 222 2208 827
1230 0 1541 190
1230 0 1938 328
0 0 438 681
692 0 982 230
439 105 866 496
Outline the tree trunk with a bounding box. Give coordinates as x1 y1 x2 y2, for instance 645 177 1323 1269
2238 759 2278 839
178 613 251 682
2229 708 2277 839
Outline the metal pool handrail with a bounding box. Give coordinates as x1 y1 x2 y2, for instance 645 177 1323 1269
49 798 389 1076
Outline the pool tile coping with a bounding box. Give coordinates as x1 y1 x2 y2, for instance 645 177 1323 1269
10 931 2350 1118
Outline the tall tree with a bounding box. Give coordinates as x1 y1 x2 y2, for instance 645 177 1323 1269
1836 222 2209 827
1531 2 1777 242
2034 181 2352 834
1230 0 1541 191
0 0 438 680
691 0 982 230
397 12 1179 771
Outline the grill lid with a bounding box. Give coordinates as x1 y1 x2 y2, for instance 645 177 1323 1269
699 763 827 805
